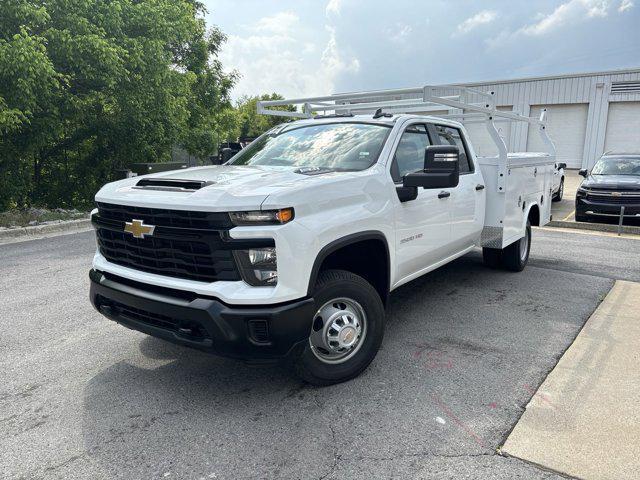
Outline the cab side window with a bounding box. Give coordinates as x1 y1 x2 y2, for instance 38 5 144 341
391 124 431 182
433 125 473 174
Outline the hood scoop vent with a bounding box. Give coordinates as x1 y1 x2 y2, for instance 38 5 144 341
134 178 213 192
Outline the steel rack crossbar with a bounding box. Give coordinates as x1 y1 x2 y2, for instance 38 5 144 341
256 84 556 160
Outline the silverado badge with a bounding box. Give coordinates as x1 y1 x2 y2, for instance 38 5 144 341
124 219 155 239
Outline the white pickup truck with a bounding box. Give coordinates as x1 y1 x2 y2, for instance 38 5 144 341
89 86 556 385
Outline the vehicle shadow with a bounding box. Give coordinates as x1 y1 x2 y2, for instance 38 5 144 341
80 251 610 479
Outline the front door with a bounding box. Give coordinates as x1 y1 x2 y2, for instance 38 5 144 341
392 123 453 283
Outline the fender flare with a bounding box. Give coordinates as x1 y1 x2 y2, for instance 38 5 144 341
523 201 540 229
306 230 391 298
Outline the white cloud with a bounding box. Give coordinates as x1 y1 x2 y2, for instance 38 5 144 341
619 0 634 12
388 23 413 43
220 11 359 99
519 0 615 36
455 10 497 35
326 0 342 17
322 25 360 79
254 11 298 35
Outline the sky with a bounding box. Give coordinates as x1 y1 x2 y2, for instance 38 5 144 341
202 0 639 101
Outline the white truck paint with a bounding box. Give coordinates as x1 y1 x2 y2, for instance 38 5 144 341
90 86 556 384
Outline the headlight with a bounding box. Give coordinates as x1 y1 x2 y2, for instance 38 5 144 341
229 208 294 226
576 187 587 197
234 247 278 286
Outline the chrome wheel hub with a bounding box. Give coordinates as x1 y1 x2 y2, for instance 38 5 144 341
309 298 367 364
520 229 529 262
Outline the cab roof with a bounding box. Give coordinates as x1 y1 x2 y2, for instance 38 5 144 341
277 113 464 130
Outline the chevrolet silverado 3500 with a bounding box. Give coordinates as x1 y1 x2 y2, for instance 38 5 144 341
89 86 556 385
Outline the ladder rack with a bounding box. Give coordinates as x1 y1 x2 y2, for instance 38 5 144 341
256 84 556 159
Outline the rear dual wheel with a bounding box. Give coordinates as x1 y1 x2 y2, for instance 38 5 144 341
553 178 564 202
294 269 385 386
482 220 531 272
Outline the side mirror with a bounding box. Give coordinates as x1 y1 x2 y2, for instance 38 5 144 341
403 145 460 190
395 186 418 203
579 169 588 178
220 147 234 163
557 163 566 170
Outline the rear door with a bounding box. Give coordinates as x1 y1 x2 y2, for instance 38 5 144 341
392 122 452 283
431 124 485 251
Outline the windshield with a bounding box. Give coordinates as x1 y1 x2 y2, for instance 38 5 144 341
228 122 391 171
592 156 640 176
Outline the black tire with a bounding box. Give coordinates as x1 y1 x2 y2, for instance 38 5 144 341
482 247 503 268
293 269 385 386
502 221 531 272
553 178 564 202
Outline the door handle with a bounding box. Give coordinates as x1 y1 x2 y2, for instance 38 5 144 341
475 184 485 191
438 191 451 199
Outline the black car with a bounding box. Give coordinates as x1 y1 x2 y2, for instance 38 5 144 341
575 154 640 224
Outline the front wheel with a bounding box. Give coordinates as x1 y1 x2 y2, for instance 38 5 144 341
293 269 385 386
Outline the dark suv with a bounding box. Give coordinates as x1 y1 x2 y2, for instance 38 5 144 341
576 154 640 225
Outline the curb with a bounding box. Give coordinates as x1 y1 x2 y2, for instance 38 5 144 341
548 219 640 235
0 218 92 243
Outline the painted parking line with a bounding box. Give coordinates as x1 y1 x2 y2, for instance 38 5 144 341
502 280 640 480
536 226 640 240
562 210 575 221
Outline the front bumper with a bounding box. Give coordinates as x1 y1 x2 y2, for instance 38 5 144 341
89 269 315 361
576 197 640 223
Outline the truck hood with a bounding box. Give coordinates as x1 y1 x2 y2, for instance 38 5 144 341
95 165 354 211
582 174 640 191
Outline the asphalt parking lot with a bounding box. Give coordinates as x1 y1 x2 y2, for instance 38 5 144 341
2 228 639 479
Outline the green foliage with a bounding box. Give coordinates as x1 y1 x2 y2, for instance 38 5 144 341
0 0 237 210
231 93 295 140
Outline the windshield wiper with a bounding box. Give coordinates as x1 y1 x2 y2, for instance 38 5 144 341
294 166 335 175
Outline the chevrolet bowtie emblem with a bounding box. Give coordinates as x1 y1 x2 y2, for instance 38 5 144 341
124 219 155 239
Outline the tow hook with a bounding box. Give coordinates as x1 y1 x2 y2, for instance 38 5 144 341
99 304 117 317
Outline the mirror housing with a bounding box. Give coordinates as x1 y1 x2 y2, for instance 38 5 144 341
403 145 460 190
578 169 588 178
557 162 566 170
396 186 418 203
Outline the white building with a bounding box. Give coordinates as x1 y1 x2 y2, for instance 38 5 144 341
349 68 640 169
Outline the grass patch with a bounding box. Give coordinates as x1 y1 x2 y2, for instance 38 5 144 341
0 208 88 229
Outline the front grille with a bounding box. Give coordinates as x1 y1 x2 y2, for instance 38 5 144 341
586 193 640 205
102 297 210 340
96 202 233 229
96 227 239 283
95 203 242 283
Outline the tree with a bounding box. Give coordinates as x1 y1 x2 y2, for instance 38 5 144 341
0 0 236 210
232 93 295 140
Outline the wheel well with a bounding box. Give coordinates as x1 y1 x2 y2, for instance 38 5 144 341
528 204 540 226
311 238 389 305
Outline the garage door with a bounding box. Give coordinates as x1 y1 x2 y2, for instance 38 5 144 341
604 102 640 154
463 106 513 157
527 104 588 168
